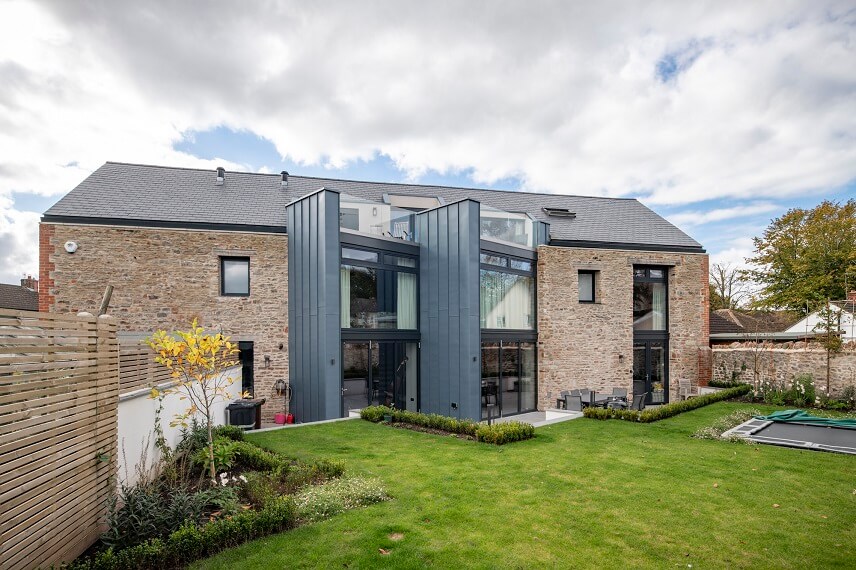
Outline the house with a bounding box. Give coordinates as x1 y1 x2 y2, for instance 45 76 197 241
40 162 709 423
783 292 856 341
709 308 804 345
0 276 39 311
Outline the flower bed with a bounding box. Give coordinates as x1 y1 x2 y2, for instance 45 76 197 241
360 406 535 445
583 385 752 422
66 423 388 570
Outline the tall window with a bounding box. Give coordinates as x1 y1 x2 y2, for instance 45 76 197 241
340 247 417 330
220 257 249 296
480 253 535 330
633 266 667 330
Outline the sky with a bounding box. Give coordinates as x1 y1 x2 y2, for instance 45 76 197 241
1 0 854 285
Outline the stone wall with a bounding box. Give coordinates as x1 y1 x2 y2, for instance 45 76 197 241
537 246 709 409
712 345 856 396
40 222 289 422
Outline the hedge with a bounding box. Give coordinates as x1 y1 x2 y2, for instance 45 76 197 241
360 406 535 444
582 385 751 423
708 379 750 389
64 497 298 570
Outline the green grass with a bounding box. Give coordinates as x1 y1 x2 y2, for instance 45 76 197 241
194 403 856 569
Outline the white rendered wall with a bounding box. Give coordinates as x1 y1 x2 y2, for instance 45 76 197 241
117 366 242 485
785 305 856 340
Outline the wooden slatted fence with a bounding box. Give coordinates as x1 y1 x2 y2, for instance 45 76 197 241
0 310 118 570
118 344 172 395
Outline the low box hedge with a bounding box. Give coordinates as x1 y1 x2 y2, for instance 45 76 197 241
583 385 751 423
65 497 298 570
708 379 750 389
360 406 534 445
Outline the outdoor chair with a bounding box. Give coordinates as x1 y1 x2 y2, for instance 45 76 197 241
565 394 583 412
556 390 571 409
611 387 628 398
607 398 628 410
678 379 697 401
630 393 646 411
579 389 592 405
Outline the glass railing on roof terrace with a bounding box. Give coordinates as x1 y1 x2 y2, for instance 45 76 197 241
479 205 534 247
339 194 415 241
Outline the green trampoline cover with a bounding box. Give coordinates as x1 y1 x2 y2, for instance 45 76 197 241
754 410 856 429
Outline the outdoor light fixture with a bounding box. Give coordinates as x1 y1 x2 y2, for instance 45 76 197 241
274 379 286 395
264 355 271 368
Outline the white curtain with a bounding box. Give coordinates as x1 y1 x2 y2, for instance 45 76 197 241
480 271 533 329
396 272 417 329
340 267 351 328
652 283 666 330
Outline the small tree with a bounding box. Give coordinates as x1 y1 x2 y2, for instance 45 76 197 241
147 319 239 481
813 302 843 395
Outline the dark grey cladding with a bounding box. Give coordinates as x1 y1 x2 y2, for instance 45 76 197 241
286 188 342 423
415 199 481 421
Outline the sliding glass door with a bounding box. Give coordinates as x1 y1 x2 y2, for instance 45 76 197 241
342 341 418 415
481 340 537 420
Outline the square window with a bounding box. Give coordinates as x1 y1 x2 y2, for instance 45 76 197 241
480 253 508 267
510 259 532 271
649 268 665 279
221 257 249 296
579 270 597 303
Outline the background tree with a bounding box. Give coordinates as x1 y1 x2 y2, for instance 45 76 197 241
744 199 855 313
709 262 749 310
147 319 239 481
813 303 843 395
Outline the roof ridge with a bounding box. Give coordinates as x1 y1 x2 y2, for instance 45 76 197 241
103 161 641 202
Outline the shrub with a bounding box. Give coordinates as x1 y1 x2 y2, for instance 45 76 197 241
192 438 239 473
708 379 749 389
231 440 285 472
582 385 751 423
66 497 298 570
360 406 535 444
692 408 762 441
293 476 390 523
102 482 210 551
213 424 246 442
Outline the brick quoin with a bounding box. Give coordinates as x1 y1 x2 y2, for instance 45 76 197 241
38 223 56 312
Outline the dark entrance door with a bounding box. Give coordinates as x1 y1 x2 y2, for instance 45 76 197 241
341 341 418 416
632 340 668 405
237 341 254 396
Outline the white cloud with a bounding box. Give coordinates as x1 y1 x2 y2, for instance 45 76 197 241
667 202 780 227
0 0 854 281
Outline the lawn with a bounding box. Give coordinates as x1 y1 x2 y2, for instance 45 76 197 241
194 403 856 569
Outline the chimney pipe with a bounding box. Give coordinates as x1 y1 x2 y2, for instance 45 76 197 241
216 167 225 185
281 171 289 188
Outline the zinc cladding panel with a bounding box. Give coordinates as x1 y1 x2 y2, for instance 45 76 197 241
286 190 341 422
417 200 480 420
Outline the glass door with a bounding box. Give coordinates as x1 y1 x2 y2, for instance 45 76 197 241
500 341 521 416
632 340 668 405
342 341 418 416
481 340 537 419
481 342 500 420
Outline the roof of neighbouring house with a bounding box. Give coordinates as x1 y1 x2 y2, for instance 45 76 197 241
43 162 704 252
0 283 39 311
710 309 802 335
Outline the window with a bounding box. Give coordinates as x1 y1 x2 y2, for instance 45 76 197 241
480 269 535 329
510 259 532 271
340 247 417 330
578 270 596 303
633 266 668 331
480 253 508 267
221 257 249 296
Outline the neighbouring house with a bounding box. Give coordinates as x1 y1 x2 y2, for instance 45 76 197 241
0 276 39 311
783 292 856 341
40 162 709 423
709 308 804 345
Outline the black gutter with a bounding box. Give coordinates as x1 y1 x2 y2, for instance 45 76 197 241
549 239 706 254
41 215 288 234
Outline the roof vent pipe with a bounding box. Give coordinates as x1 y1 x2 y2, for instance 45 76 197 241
216 166 225 185
281 171 289 188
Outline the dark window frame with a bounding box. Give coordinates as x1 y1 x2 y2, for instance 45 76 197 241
220 256 250 297
578 270 597 303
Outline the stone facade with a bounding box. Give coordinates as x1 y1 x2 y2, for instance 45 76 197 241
713 345 856 396
537 246 709 409
39 222 289 422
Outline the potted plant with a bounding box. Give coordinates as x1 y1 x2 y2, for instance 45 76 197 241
651 382 665 403
383 405 394 423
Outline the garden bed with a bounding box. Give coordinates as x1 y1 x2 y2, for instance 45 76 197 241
66 423 389 570
360 406 535 444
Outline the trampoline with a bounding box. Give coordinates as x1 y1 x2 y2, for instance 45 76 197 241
723 410 856 455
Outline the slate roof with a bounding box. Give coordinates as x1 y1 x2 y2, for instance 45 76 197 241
710 309 801 335
44 162 703 251
0 283 39 311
